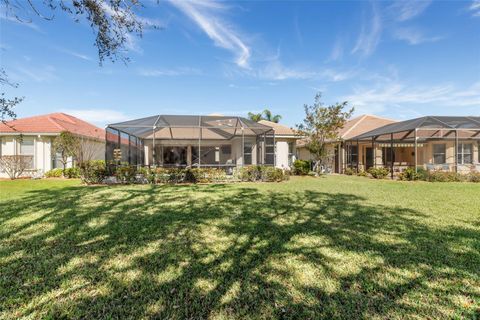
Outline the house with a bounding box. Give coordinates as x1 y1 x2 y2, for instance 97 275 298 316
106 115 299 171
345 116 480 177
297 114 396 173
0 113 105 178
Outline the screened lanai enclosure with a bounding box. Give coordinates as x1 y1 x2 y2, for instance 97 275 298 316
344 116 480 178
106 115 275 172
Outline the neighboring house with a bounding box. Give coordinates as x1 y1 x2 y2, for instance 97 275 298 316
0 113 105 178
345 116 480 176
297 114 396 173
258 120 297 169
105 115 299 171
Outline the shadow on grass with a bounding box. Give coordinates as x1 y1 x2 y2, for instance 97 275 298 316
0 183 479 319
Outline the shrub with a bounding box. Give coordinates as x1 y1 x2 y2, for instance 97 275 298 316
237 165 262 182
45 168 63 178
357 169 368 177
260 166 286 182
116 165 137 184
191 168 227 183
426 171 465 182
292 160 311 175
467 172 480 183
79 160 106 184
0 155 33 179
398 167 417 181
64 167 80 179
368 167 390 179
344 168 355 176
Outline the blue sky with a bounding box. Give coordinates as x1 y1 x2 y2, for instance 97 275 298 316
1 0 479 127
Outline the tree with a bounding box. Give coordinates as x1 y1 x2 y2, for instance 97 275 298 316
0 155 32 179
0 69 23 124
262 109 282 123
1 0 159 121
296 93 354 173
248 109 282 123
247 112 263 122
53 131 79 176
75 136 104 164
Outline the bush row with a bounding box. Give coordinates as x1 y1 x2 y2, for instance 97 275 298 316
45 167 80 179
345 166 480 183
399 167 480 183
235 165 289 182
77 161 289 185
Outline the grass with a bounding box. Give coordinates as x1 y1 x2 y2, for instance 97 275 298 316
1 176 479 319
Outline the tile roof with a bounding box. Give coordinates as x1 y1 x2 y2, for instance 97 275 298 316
297 114 396 147
0 113 105 140
258 120 296 136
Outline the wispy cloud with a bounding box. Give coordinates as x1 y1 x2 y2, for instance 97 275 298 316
15 65 57 82
58 109 130 127
328 37 343 61
388 0 432 21
257 60 315 80
57 47 93 61
0 12 43 32
293 13 303 46
393 27 443 45
342 81 480 115
168 0 251 68
99 2 163 55
352 2 382 57
137 67 203 77
469 0 480 17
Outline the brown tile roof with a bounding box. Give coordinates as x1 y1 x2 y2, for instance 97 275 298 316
258 120 295 136
0 113 105 140
297 114 396 147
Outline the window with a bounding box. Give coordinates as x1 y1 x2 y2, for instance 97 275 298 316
18 137 34 169
433 144 446 164
244 142 252 165
264 135 275 165
288 142 295 166
348 145 358 165
457 143 473 164
382 147 395 164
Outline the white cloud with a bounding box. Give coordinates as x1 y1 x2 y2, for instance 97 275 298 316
168 0 251 68
469 0 480 17
58 109 130 127
342 81 480 115
137 67 202 76
389 0 432 21
352 2 382 57
393 27 443 45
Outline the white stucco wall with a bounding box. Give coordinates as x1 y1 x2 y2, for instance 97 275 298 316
0 135 104 178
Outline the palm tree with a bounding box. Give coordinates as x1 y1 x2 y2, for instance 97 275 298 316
247 109 282 123
248 112 263 122
262 109 282 123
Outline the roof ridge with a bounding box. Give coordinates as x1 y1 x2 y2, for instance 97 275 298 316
46 115 66 131
341 114 367 139
364 114 398 122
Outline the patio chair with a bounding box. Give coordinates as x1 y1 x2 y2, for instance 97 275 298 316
442 164 450 171
426 164 435 171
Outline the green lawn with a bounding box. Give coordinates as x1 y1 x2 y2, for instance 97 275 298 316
1 176 479 319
